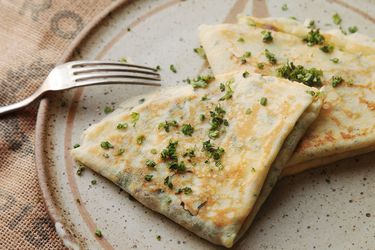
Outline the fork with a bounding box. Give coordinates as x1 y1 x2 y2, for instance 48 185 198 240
0 60 161 116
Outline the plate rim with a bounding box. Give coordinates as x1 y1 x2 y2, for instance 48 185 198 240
34 0 129 246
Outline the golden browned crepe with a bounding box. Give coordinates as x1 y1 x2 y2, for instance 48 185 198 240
72 71 321 247
199 16 375 176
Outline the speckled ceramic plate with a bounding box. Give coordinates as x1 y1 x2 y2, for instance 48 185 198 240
35 0 375 249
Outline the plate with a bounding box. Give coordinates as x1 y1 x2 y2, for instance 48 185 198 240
35 0 375 249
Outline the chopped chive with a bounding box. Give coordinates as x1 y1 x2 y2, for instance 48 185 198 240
260 97 268 106
169 64 177 73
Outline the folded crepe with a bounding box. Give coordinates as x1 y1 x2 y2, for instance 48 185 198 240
72 72 321 247
199 16 375 176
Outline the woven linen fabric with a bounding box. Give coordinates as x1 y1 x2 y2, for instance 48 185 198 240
0 0 126 249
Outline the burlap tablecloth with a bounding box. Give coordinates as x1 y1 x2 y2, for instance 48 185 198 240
0 1 127 248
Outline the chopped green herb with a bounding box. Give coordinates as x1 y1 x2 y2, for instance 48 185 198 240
331 76 344 88
264 49 277 65
239 51 252 64
277 61 323 87
348 26 358 34
169 64 177 73
73 144 80 148
117 123 128 130
237 37 245 43
158 120 178 132
332 12 342 25
136 135 145 145
251 168 256 173
183 148 195 158
257 63 265 69
146 159 156 168
339 26 348 35
155 65 161 71
138 98 145 104
193 46 206 59
260 97 268 106
161 141 178 161
208 105 228 139
245 108 252 114
202 140 225 168
199 114 206 121
303 29 325 46
151 149 158 154
100 141 113 149
220 82 225 92
95 229 102 237
201 95 209 101
176 187 192 195
320 44 334 53
289 16 297 20
330 58 339 64
156 235 161 241
116 148 125 156
144 174 153 182
104 106 114 114
181 124 194 136
169 161 186 172
119 57 127 63
130 112 140 127
188 75 215 89
306 90 316 96
76 166 85 176
219 79 234 101
242 71 250 78
281 3 288 11
308 20 316 29
103 153 109 158
164 176 173 189
261 30 273 43
91 179 97 185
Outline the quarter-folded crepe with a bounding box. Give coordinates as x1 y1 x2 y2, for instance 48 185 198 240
72 72 321 247
199 17 375 176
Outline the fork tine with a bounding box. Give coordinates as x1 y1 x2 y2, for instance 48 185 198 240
73 67 159 76
74 73 160 82
73 78 161 88
71 60 157 72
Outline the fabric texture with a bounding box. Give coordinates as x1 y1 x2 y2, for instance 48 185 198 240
0 0 125 248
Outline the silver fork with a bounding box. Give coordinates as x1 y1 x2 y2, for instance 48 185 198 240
0 60 161 116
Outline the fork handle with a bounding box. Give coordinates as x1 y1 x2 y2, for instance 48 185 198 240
0 88 44 116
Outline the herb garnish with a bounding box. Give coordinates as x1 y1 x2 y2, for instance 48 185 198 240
161 141 178 161
303 29 325 46
199 114 206 121
100 141 113 149
307 20 316 29
261 30 273 43
169 161 186 172
237 37 245 43
150 149 158 154
95 229 103 237
242 71 250 78
130 112 140 127
76 166 84 176
155 65 161 71
193 46 206 59
158 120 178 132
104 106 114 114
117 123 128 130
277 61 323 87
136 135 145 145
208 105 229 139
245 108 252 114
201 95 209 101
348 26 358 33
144 174 153 182
202 140 225 168
181 124 194 136
91 180 97 185
119 57 127 63
116 148 125 156
257 63 264 69
332 13 342 25
183 148 195 158
260 97 268 106
320 44 334 53
169 64 177 73
188 75 215 89
281 3 288 11
239 51 252 64
219 79 234 101
330 58 339 64
156 235 161 241
264 49 277 65
164 176 173 189
146 159 156 168
176 187 192 195
73 144 80 148
331 76 344 88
